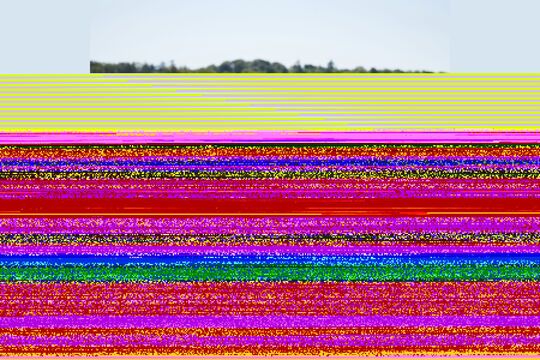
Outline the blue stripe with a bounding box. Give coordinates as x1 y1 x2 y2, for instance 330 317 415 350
2 158 540 167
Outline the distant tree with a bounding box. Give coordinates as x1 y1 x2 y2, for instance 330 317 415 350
204 65 218 73
141 63 153 72
157 62 167 72
231 59 247 72
89 60 435 74
270 62 288 73
110 62 137 73
290 61 304 73
353 66 367 73
217 61 233 72
250 59 271 72
178 65 190 72
90 61 104 73
327 60 335 72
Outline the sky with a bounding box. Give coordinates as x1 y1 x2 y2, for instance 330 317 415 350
450 0 540 72
91 0 450 72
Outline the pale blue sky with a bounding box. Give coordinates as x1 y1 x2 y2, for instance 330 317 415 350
91 0 450 71
2 0 538 73
0 0 90 73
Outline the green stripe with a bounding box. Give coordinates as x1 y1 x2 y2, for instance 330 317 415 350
2 264 539 282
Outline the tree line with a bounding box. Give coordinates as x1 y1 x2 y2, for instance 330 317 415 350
90 59 434 73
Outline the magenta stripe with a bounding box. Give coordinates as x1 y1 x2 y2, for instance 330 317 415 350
1 131 540 144
1 178 538 189
1 165 536 172
0 217 538 234
1 334 538 348
1 190 538 200
1 316 539 329
1 178 539 199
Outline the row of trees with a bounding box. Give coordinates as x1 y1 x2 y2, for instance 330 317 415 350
90 59 434 73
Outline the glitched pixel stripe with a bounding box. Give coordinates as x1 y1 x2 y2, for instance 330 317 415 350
0 142 539 355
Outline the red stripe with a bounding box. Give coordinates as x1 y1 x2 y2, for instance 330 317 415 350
0 198 539 215
1 146 539 157
1 282 538 317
